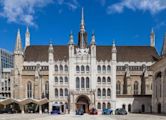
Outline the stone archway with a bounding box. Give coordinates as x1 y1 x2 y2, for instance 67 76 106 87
76 95 90 113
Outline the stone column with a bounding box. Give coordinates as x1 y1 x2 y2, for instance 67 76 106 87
39 105 42 114
20 105 24 114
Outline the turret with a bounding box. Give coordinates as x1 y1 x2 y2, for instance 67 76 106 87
150 28 155 47
112 41 117 61
14 29 23 55
91 32 96 45
48 42 54 63
25 26 30 48
68 32 74 45
90 32 96 57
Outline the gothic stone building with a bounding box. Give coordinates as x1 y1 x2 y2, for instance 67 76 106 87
10 9 159 114
151 35 166 114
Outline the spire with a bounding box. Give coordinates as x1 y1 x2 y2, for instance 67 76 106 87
15 29 23 53
80 7 85 32
25 26 30 48
91 32 96 45
161 33 166 56
150 28 155 47
69 31 74 45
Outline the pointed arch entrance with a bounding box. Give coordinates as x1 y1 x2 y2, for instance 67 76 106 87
76 95 90 113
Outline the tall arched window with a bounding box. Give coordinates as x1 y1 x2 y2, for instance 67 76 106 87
107 65 111 73
60 88 63 96
107 102 111 109
45 81 49 99
97 88 101 96
76 66 80 72
97 65 101 73
102 88 106 97
103 65 106 73
81 77 85 88
60 77 63 84
55 77 58 83
65 77 68 83
81 66 85 72
107 88 111 97
86 77 90 88
102 77 106 84
27 81 32 98
103 103 106 109
65 88 68 96
134 81 139 95
55 88 58 97
97 77 101 83
55 65 58 71
86 65 90 72
76 77 80 89
116 81 121 95
60 65 63 71
107 77 111 83
65 65 68 72
97 102 101 109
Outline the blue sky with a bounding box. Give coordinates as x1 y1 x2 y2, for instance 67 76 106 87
0 0 166 54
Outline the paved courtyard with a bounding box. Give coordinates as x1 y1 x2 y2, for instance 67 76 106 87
0 113 165 120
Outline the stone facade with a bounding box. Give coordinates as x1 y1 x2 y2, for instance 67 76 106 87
7 9 160 114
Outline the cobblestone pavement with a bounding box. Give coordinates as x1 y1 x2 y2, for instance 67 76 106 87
0 113 165 120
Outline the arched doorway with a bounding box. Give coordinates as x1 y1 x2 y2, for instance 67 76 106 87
158 103 161 113
128 104 131 112
76 95 90 113
141 104 145 113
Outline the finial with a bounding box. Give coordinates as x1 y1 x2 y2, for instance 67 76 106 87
69 31 74 45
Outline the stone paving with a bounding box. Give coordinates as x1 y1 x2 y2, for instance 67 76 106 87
0 113 165 120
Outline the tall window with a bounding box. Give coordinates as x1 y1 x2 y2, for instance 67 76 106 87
97 102 101 109
81 77 85 88
97 65 101 73
97 77 101 83
55 77 58 83
103 103 106 109
102 77 106 84
107 102 111 109
45 81 49 99
81 66 85 72
27 81 32 98
76 77 80 89
65 65 68 72
103 65 106 73
86 77 90 88
60 65 63 71
60 77 63 84
65 88 68 96
134 81 139 95
97 88 101 96
55 65 58 71
76 66 80 72
102 88 106 97
86 65 90 72
107 77 111 83
107 65 111 73
116 81 121 95
60 88 63 96
65 77 68 83
55 88 58 97
107 88 111 97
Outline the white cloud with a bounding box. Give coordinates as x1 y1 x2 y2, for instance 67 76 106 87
0 0 79 26
107 0 166 15
0 0 53 26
